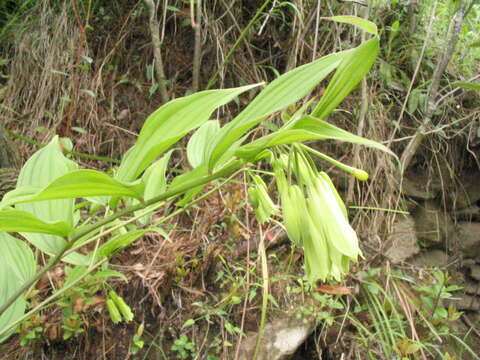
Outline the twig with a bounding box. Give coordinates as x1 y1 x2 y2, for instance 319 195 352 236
192 0 202 92
144 0 169 103
400 0 467 172
206 0 272 90
389 0 438 144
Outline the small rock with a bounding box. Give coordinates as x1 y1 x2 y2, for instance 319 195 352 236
464 281 480 296
238 315 316 360
454 204 480 221
385 215 420 263
468 265 480 281
449 173 480 209
457 222 480 259
455 295 480 311
402 174 437 199
409 249 449 268
413 200 456 246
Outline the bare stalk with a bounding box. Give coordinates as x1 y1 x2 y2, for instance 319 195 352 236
400 0 467 172
192 0 202 92
144 0 169 103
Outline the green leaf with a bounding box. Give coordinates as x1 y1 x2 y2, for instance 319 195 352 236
452 81 480 91
292 116 396 155
0 209 72 236
92 269 128 282
311 37 379 119
168 164 209 206
143 150 174 201
235 115 396 161
116 84 260 182
97 230 151 258
4 170 144 205
323 16 378 36
0 233 36 343
187 120 220 168
7 136 82 263
207 51 345 169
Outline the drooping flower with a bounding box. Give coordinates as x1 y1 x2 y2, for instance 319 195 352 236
274 151 362 284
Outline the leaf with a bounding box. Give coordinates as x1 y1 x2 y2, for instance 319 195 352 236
182 319 196 328
187 120 220 168
97 230 151 258
315 284 352 295
92 269 128 282
143 150 174 201
235 115 396 161
207 51 345 170
311 37 379 119
168 164 209 206
4 170 144 205
323 15 378 36
0 209 72 236
452 81 480 91
115 84 260 182
80 89 96 98
0 233 36 343
8 136 84 263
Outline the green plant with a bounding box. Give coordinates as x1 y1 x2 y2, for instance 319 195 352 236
345 267 479 360
171 334 196 359
0 16 392 345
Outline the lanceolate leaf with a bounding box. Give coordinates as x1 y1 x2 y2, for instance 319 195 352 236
311 37 379 119
143 150 174 201
207 51 345 170
187 120 220 168
116 84 261 182
452 81 480 91
324 16 378 36
97 230 151 258
4 170 144 205
0 209 72 236
0 233 36 343
235 115 395 161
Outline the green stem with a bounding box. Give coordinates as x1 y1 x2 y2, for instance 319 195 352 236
205 0 272 89
0 237 74 317
0 159 245 322
6 129 121 164
66 169 244 257
0 258 107 338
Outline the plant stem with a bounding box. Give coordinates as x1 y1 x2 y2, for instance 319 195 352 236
0 237 74 318
253 226 269 360
191 0 202 92
6 129 121 164
400 0 467 172
0 258 107 338
144 0 169 103
0 160 245 320
65 168 244 257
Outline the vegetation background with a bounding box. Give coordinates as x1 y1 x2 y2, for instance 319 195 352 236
0 0 479 359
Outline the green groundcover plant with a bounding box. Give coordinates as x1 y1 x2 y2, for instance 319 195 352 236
0 17 394 342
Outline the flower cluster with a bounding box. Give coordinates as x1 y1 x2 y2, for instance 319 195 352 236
273 153 362 284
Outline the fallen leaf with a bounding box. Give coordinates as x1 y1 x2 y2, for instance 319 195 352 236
315 284 352 295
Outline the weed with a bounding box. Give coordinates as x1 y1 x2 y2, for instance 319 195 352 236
171 334 196 359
